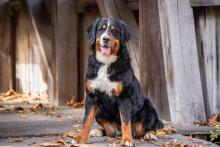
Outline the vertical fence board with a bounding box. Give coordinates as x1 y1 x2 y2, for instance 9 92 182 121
0 0 12 92
158 0 206 125
139 0 170 119
51 0 78 105
194 7 220 117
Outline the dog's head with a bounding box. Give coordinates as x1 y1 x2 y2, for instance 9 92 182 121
86 18 131 64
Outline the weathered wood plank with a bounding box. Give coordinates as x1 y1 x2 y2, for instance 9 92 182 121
26 0 54 99
194 7 220 118
96 0 140 79
139 0 170 119
174 124 216 135
158 0 206 125
51 0 78 105
15 2 48 95
190 0 220 7
0 0 13 92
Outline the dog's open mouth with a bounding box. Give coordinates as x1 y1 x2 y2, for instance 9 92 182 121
100 46 111 56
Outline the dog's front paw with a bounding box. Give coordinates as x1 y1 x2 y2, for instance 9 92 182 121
121 137 134 147
74 133 88 144
144 131 158 141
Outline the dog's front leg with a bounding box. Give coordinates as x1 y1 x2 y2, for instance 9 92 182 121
119 98 134 147
74 95 97 143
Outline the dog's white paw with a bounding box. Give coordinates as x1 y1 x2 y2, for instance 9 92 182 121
144 131 158 141
89 128 104 137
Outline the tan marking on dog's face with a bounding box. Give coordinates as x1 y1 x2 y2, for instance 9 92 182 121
95 34 120 56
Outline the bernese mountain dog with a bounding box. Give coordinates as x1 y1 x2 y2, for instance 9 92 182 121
74 18 163 146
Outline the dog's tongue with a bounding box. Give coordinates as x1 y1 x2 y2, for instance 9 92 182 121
100 47 111 55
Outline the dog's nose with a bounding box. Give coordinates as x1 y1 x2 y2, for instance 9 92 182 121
103 36 109 42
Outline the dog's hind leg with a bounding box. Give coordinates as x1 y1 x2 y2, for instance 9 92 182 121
95 119 120 137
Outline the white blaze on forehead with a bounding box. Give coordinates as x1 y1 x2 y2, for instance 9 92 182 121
100 20 110 46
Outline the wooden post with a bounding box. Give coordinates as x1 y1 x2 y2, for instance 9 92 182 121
0 0 13 92
51 0 78 105
194 7 220 118
158 0 206 125
139 0 170 119
96 0 140 79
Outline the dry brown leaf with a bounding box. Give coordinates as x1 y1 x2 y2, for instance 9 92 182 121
40 139 66 147
14 106 25 111
162 141 171 147
156 130 166 137
62 131 76 138
162 126 177 134
6 138 23 143
208 113 219 127
187 135 193 141
70 145 79 147
4 89 17 96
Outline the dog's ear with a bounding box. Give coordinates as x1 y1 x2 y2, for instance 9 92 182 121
120 21 131 45
86 18 101 47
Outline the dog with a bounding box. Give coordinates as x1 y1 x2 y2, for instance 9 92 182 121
74 18 163 146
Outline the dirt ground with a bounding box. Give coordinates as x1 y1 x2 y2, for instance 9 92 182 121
0 104 218 147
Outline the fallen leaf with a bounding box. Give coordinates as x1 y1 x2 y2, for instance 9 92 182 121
156 130 166 137
187 135 193 141
14 106 25 111
208 113 219 127
39 140 66 147
62 131 76 138
6 138 23 143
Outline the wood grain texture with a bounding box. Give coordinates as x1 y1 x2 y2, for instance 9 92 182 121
96 0 140 80
51 0 78 105
15 1 49 95
26 0 53 99
194 7 220 118
158 0 206 125
139 0 170 119
190 0 220 7
0 0 13 92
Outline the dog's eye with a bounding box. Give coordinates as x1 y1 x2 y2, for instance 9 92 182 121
102 24 107 30
110 25 116 32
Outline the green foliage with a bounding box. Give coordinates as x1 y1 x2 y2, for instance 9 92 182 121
210 123 220 142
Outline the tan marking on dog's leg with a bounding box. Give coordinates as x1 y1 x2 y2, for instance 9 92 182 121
119 111 134 147
133 122 145 137
85 79 95 94
74 106 97 143
97 119 120 137
112 82 123 96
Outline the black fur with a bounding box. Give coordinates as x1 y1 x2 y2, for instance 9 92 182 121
84 18 163 138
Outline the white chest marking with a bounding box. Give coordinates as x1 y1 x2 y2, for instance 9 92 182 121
90 65 117 96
